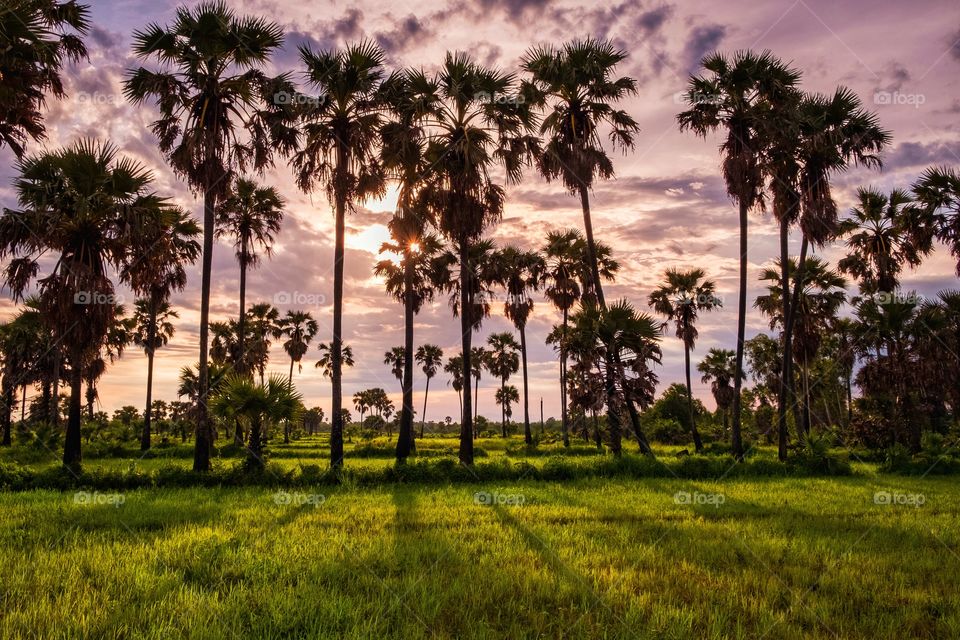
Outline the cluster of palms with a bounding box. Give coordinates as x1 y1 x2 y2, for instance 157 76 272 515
1 1 958 472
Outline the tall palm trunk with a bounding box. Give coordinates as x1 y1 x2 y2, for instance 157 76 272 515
397 253 415 461
1 384 12 446
560 307 569 447
193 187 215 472
473 376 480 425
63 353 83 466
784 236 810 449
730 200 748 459
330 154 348 469
21 384 26 423
458 239 474 464
500 377 507 437
141 297 158 451
578 185 605 308
452 389 462 437
776 217 793 461
419 375 431 440
238 239 248 375
50 354 61 426
519 324 532 445
684 340 704 452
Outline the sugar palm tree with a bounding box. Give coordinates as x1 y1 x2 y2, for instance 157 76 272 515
485 332 521 437
522 38 637 308
125 2 297 471
279 310 318 384
415 344 444 437
132 299 178 449
316 342 354 379
417 52 535 464
697 348 739 433
756 257 847 436
678 50 802 459
291 41 388 469
210 374 302 468
648 268 720 452
444 354 464 427
471 346 488 430
384 347 406 387
217 178 285 372
913 167 960 276
495 385 520 429
0 0 89 157
247 303 281 385
123 207 200 450
374 215 447 458
494 247 545 444
0 140 165 466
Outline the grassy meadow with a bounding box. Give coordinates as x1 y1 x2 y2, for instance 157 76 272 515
1 436 958 639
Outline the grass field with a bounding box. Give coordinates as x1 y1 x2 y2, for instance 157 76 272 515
1 436 958 639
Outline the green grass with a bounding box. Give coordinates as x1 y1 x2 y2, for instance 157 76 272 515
2 474 959 638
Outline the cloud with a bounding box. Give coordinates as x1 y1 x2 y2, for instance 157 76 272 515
682 23 726 73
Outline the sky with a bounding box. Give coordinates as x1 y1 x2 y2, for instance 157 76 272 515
1 0 959 421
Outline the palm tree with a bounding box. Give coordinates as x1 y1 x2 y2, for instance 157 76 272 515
416 53 535 464
384 347 406 387
522 39 637 308
353 390 370 424
444 354 464 426
291 41 388 469
494 247 545 445
247 303 281 385
132 299 178 450
648 268 720 452
375 227 446 458
495 385 520 429
217 178 285 372
0 140 165 466
316 342 354 379
279 310 318 384
415 344 444 437
913 167 960 276
123 207 200 450
125 3 297 471
566 300 661 454
471 346 488 430
697 348 739 434
0 0 90 156
210 374 302 468
541 229 619 445
756 257 847 436
837 188 928 297
777 88 889 458
486 332 521 437
678 50 802 459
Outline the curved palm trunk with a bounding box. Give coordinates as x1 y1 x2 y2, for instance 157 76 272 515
193 188 215 472
397 254 415 461
419 376 431 441
63 354 83 467
730 200 748 459
141 299 158 451
330 182 347 469
458 239 474 464
560 307 570 447
519 324 532 445
684 341 704 452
